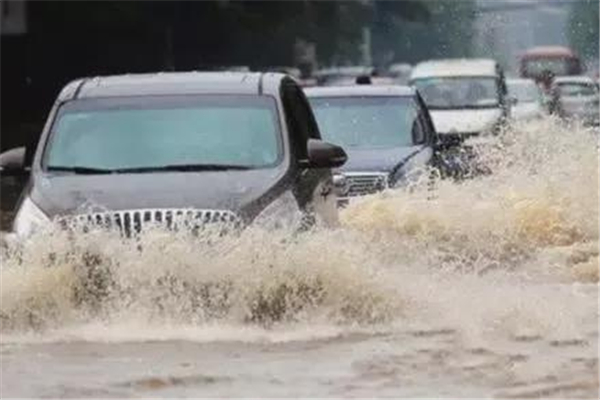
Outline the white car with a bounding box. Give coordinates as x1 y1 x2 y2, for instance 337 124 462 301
507 78 546 122
553 76 600 126
410 58 510 141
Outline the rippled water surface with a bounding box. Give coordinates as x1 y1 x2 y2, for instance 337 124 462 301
1 119 598 398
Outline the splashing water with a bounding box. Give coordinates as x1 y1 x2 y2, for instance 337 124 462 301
0 118 598 397
0 117 597 334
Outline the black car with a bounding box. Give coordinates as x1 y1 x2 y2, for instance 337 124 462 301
305 85 441 201
0 72 346 238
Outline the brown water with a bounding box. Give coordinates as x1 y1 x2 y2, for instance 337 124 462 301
1 118 598 398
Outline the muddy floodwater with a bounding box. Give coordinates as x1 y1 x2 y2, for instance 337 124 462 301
1 119 598 398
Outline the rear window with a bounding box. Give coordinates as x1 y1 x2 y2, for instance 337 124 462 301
556 82 598 97
524 58 571 77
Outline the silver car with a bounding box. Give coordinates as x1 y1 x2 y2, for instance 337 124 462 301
507 78 546 122
553 76 600 126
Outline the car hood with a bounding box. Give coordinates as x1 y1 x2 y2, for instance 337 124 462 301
338 146 423 173
30 169 286 219
430 108 502 134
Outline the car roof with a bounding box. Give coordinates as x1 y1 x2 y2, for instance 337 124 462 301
410 58 498 80
58 72 287 100
553 75 595 84
304 85 415 98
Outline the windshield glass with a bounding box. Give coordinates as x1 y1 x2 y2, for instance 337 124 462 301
508 81 542 103
412 77 499 109
309 96 418 149
523 58 570 76
556 82 598 97
45 96 281 171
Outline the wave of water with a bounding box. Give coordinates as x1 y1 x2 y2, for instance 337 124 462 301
0 118 598 347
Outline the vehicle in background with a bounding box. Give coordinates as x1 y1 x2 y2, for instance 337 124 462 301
265 66 302 80
299 77 318 88
410 58 510 142
552 76 600 126
354 74 398 86
0 72 347 238
199 65 252 73
386 63 413 85
370 76 397 86
507 78 546 122
314 66 374 86
305 85 439 203
520 46 582 83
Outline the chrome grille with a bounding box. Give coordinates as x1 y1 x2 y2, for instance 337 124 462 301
63 208 239 236
344 173 388 197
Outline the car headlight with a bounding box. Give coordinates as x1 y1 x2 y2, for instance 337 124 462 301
13 197 51 237
332 173 349 197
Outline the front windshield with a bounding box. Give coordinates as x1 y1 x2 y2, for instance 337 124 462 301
556 82 598 97
508 81 542 103
413 77 499 109
309 96 418 149
45 96 281 171
523 58 571 77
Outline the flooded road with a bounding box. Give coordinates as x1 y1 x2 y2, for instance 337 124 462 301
1 118 598 398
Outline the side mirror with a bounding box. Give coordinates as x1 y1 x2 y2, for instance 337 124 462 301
0 147 27 175
306 139 347 168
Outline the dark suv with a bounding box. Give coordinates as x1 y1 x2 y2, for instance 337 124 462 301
0 72 346 238
306 85 438 202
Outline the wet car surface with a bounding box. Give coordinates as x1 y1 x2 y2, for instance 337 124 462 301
1 1 598 398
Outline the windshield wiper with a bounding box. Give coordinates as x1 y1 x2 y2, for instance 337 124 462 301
112 164 253 173
47 164 253 174
47 165 116 174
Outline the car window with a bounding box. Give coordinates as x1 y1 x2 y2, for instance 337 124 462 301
412 115 427 145
309 96 418 149
45 96 282 170
413 77 500 109
508 82 541 102
556 82 598 97
523 58 571 77
414 99 431 144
